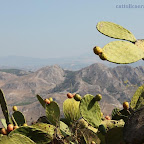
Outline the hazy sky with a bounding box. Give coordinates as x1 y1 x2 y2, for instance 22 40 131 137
0 0 144 58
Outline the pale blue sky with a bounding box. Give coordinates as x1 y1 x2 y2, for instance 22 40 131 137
0 0 144 58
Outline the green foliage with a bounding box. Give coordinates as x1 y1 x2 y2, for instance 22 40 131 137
97 21 136 42
12 111 26 126
46 101 60 126
130 84 144 110
80 94 101 128
63 98 81 124
0 133 36 144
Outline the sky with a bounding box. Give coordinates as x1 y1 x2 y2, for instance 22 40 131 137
0 0 144 59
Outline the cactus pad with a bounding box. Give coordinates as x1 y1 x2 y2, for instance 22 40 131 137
46 101 60 126
31 123 55 139
97 21 136 42
0 89 11 125
0 133 36 144
9 126 52 144
63 98 81 123
36 95 46 108
60 121 71 137
135 39 144 52
80 94 101 128
12 111 26 126
102 41 144 64
130 84 144 110
0 119 7 129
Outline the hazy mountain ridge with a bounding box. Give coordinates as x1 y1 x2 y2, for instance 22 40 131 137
0 63 144 124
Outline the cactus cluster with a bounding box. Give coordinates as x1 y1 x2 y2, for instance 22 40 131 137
94 21 144 64
0 21 143 143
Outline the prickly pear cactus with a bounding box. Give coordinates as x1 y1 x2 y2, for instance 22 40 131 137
60 121 71 137
36 94 46 108
46 101 60 126
130 84 144 110
0 89 11 125
111 108 130 122
100 119 125 133
9 126 52 144
102 41 144 64
96 21 136 42
135 39 144 52
0 133 36 144
31 123 55 139
80 94 101 128
63 98 81 124
12 111 26 126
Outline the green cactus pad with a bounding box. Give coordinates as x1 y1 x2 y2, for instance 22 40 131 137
135 39 144 52
63 98 81 123
101 119 125 132
0 133 36 144
31 123 55 139
0 119 7 129
9 126 52 144
12 111 26 126
46 101 60 126
36 94 46 108
60 121 71 137
80 94 101 128
96 21 136 42
130 84 144 110
0 89 11 125
102 41 144 64
111 108 130 122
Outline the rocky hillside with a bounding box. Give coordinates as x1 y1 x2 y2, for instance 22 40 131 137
0 63 144 124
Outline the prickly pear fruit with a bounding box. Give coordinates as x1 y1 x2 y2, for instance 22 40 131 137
93 46 103 55
13 125 19 129
91 141 96 144
123 101 129 110
23 123 28 126
7 124 14 133
44 98 50 104
74 94 82 101
98 124 107 135
99 53 107 60
67 93 73 98
101 112 103 118
13 106 18 111
94 94 102 101
1 128 7 135
105 116 111 120
49 97 53 102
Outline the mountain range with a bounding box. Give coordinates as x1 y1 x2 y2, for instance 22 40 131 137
0 63 144 124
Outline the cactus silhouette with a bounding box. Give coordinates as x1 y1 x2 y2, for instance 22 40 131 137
94 21 144 64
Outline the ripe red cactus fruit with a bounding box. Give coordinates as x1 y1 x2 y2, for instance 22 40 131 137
67 93 73 98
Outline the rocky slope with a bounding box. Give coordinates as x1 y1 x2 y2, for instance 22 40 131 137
0 63 144 124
